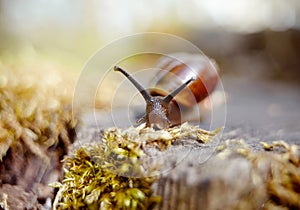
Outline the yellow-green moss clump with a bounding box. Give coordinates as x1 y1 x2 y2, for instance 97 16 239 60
52 123 219 210
0 67 77 208
0 68 76 160
261 141 300 209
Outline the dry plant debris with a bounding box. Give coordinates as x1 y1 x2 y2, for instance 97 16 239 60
108 122 221 151
52 123 219 210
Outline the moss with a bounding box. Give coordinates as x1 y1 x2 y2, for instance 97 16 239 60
217 140 300 209
0 68 76 160
52 123 220 209
0 66 77 208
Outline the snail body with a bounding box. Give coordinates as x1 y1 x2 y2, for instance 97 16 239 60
114 53 219 129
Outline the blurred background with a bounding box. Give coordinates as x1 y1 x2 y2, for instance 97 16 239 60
0 0 299 78
1 2 300 209
1 0 300 130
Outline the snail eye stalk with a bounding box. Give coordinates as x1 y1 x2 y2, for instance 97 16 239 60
163 77 195 104
114 66 152 102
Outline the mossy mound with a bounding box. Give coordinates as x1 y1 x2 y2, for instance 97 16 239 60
52 123 219 209
0 67 77 209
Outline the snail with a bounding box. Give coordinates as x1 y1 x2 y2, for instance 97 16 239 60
114 53 219 130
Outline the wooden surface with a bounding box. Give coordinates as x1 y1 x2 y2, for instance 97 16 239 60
76 76 300 210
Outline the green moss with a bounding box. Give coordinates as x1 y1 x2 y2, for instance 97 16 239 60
53 123 220 209
53 144 160 210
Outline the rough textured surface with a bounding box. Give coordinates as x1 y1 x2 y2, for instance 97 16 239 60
75 124 300 210
76 76 300 210
153 139 300 209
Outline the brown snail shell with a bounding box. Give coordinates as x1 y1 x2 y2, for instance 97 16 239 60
150 53 219 107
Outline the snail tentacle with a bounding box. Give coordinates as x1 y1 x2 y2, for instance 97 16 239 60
114 66 152 102
163 77 195 104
